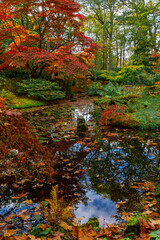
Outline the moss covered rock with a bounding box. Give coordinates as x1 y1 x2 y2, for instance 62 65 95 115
86 217 100 228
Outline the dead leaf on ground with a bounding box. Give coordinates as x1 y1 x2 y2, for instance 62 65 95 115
150 219 160 225
78 228 94 240
4 229 19 237
14 234 28 240
52 236 61 240
59 220 72 231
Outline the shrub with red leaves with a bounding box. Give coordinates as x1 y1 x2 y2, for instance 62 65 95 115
0 110 55 183
101 105 136 127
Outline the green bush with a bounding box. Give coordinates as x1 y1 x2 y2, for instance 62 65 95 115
3 69 30 79
0 89 18 105
95 86 142 105
89 70 117 82
86 82 103 96
89 70 104 81
109 65 156 85
0 76 7 87
98 70 117 82
101 82 124 97
87 82 124 97
114 65 148 85
17 79 65 101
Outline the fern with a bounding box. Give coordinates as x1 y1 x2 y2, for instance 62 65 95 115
42 185 74 225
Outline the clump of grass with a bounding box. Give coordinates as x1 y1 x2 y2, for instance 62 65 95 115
0 89 46 109
11 98 46 109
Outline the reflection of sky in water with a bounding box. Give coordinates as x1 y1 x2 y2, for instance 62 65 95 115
74 189 116 226
64 137 159 224
72 106 93 122
144 146 159 159
0 199 37 218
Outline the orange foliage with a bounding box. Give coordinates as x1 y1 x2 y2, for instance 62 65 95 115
152 53 160 73
0 97 4 108
0 109 55 183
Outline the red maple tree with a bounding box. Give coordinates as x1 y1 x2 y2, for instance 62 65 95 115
0 0 98 78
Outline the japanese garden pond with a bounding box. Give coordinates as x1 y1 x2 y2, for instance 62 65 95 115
0 97 160 232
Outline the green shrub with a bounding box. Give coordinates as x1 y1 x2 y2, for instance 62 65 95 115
0 89 18 104
111 65 155 85
89 70 117 82
98 70 117 82
87 82 124 97
17 79 65 101
146 73 159 86
89 70 105 81
0 76 7 87
3 68 30 79
101 82 124 97
86 82 103 96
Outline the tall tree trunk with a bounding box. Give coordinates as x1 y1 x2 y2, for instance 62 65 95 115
108 33 112 71
94 53 97 81
120 46 122 68
123 44 125 66
116 38 119 69
102 29 106 70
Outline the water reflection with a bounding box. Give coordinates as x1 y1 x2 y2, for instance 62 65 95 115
81 134 159 221
72 105 93 122
53 131 159 223
74 189 116 225
24 103 160 223
1 102 159 230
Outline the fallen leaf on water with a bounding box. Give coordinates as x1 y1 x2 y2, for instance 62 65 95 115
17 209 28 217
0 222 6 230
4 229 19 237
23 199 33 204
4 214 15 222
130 185 138 188
12 193 27 199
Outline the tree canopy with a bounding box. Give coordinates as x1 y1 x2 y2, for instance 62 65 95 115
0 0 98 78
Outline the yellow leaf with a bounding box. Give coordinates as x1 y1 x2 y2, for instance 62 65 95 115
23 200 33 204
4 214 15 222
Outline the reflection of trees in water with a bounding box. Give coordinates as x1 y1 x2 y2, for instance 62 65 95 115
0 143 89 228
54 143 89 206
83 135 159 220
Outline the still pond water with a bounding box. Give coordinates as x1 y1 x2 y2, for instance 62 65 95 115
0 99 160 231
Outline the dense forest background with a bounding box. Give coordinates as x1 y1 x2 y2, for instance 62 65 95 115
78 0 160 73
